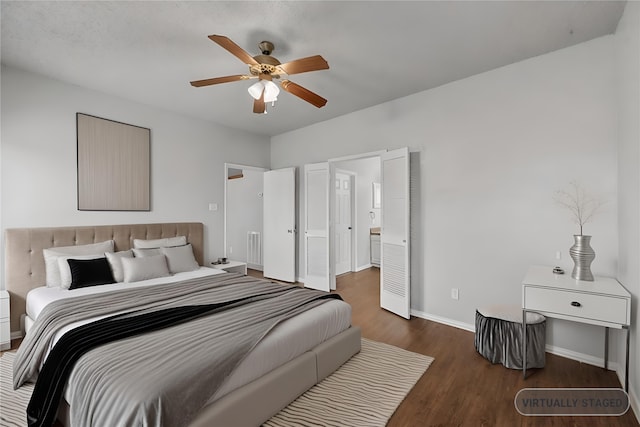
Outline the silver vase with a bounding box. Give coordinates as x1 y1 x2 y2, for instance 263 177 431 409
569 235 595 281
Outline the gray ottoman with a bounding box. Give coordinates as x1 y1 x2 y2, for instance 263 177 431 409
475 304 546 369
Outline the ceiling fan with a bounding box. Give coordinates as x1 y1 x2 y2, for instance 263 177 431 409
191 35 329 114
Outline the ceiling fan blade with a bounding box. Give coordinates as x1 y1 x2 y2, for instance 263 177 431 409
277 55 329 75
208 35 259 66
281 80 327 108
253 94 266 114
190 75 252 87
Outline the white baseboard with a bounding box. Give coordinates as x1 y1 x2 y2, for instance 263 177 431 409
410 309 475 332
355 264 373 272
627 381 640 423
544 343 609 369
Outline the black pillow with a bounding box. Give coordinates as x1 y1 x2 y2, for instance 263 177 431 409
68 258 115 290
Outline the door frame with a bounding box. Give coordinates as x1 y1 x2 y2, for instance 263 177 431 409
327 150 386 288
223 163 268 261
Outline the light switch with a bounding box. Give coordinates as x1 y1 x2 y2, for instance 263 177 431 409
209 203 218 211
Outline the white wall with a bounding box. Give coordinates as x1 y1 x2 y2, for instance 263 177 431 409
272 36 619 361
0 65 271 288
615 0 640 411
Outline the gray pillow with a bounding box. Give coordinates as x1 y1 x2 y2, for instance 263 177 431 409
133 236 187 249
132 248 162 258
162 244 199 274
105 250 134 283
121 255 170 283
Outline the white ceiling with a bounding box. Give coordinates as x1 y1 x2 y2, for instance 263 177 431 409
1 1 625 137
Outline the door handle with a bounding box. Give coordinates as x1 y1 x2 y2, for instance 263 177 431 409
570 301 582 307
348 227 352 230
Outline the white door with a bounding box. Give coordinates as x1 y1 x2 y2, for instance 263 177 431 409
335 171 353 276
304 162 331 291
380 147 410 319
263 167 296 282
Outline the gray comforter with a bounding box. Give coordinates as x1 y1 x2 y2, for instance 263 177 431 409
14 273 339 427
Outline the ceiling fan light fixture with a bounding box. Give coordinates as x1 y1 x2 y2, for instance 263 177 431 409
247 80 279 104
263 81 279 103
247 81 265 100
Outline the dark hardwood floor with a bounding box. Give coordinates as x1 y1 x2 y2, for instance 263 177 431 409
327 267 639 427
5 268 638 426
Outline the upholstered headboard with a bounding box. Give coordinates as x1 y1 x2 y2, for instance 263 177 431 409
4 222 204 335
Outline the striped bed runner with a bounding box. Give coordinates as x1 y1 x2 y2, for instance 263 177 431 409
1 339 433 427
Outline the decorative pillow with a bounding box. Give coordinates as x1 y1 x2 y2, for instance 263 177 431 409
162 244 199 274
133 236 187 249
68 258 115 290
132 248 162 258
43 240 115 287
57 255 106 289
105 250 134 283
121 255 170 283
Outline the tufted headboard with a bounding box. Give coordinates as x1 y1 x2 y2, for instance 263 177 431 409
4 222 204 335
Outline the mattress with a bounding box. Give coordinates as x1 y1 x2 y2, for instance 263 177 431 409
24 267 352 405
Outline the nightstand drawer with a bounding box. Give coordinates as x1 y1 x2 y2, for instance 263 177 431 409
524 286 629 325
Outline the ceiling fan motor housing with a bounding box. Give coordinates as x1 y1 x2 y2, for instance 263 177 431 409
251 42 281 77
258 41 274 55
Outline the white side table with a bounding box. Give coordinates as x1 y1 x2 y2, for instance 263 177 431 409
211 260 247 275
0 290 10 351
522 265 631 390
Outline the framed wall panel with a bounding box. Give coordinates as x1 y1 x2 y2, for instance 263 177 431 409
77 113 150 211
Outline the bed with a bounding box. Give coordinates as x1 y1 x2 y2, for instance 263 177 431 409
4 222 361 427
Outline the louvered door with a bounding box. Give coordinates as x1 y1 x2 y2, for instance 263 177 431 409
380 148 410 319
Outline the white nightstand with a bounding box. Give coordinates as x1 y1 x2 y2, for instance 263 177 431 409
211 260 247 275
1 290 10 351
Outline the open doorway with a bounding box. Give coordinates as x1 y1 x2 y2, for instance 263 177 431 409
331 156 381 275
326 148 411 319
224 163 267 270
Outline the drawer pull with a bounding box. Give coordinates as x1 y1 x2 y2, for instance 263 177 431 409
571 301 582 307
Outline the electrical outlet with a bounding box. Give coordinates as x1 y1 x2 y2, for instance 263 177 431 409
451 288 459 300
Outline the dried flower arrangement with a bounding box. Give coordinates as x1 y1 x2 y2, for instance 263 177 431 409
553 181 605 236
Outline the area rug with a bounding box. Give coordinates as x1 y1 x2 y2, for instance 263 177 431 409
0 339 433 427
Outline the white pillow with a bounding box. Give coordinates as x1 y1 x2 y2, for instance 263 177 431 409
132 248 162 258
121 255 170 283
43 240 115 287
162 244 199 274
105 250 134 283
133 236 187 249
57 255 106 289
